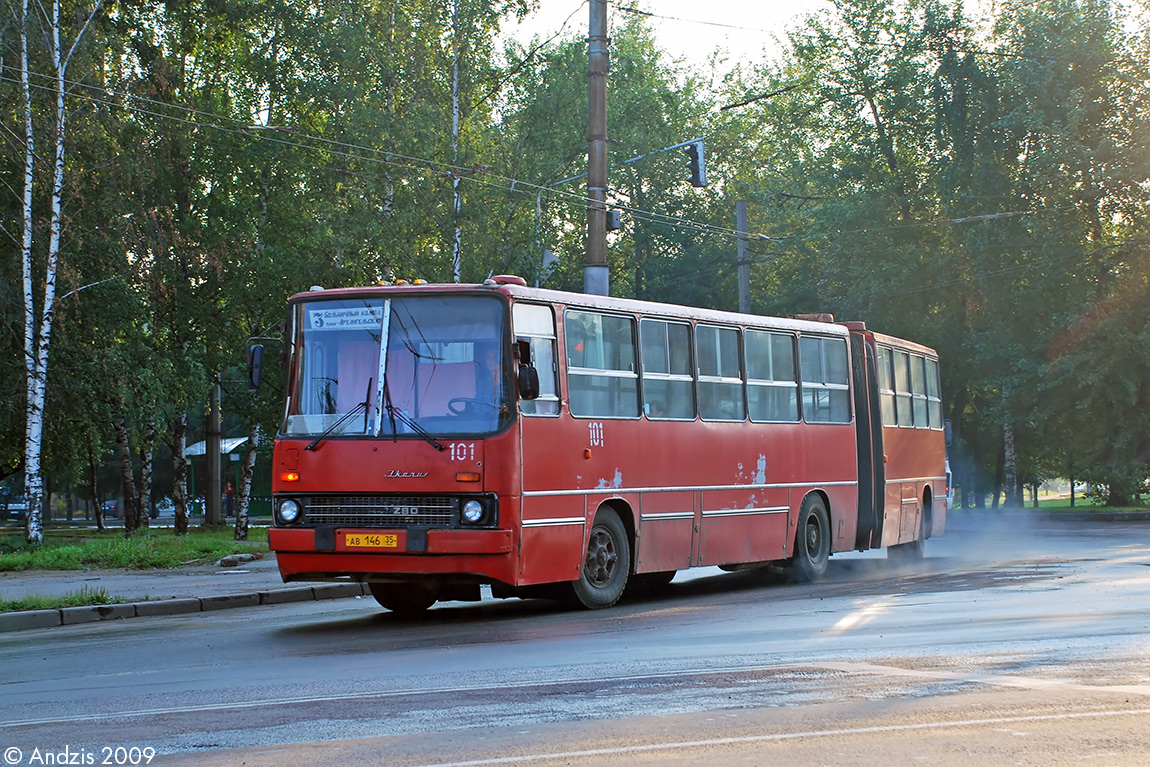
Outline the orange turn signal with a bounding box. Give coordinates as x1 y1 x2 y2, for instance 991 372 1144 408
280 471 300 482
584 449 592 459
455 472 481 483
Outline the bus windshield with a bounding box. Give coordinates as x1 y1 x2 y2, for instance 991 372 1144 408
283 294 510 438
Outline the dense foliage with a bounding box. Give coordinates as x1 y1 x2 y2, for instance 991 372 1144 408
4 0 1149 526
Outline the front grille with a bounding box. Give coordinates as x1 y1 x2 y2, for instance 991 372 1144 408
306 495 454 527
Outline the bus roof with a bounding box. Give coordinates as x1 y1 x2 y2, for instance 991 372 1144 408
289 279 855 338
868 330 939 358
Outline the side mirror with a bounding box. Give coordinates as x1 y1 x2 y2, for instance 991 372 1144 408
517 366 540 400
944 419 953 447
248 344 264 389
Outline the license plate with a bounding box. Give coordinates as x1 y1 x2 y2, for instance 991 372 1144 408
344 533 399 549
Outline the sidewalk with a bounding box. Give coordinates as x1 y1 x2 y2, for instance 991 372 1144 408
0 552 369 633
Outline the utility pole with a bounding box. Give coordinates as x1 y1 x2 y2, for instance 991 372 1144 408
737 201 750 313
585 0 609 296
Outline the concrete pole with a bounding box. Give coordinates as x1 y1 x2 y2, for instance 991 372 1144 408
585 0 609 296
737 201 750 313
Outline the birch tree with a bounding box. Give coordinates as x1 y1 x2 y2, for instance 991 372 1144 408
18 0 102 544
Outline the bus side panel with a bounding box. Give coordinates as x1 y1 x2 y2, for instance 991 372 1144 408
823 482 862 552
696 487 790 566
792 422 861 555
518 493 585 586
881 422 946 546
932 492 947 537
635 490 695 573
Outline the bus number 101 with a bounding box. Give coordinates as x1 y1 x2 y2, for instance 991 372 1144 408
450 442 476 461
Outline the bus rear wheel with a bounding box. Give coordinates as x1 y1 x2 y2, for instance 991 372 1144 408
568 508 630 609
369 582 438 614
789 494 830 582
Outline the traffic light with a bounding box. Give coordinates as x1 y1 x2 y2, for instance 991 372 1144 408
684 140 707 187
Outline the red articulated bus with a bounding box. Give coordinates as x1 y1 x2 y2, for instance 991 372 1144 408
258 275 947 613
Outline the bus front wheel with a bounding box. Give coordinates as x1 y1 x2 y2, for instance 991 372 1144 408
789 494 830 582
568 508 630 609
369 582 438 614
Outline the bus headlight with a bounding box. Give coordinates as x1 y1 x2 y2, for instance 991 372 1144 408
277 499 302 525
461 500 484 524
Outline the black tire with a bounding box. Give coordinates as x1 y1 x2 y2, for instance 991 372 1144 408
568 508 630 609
369 582 438 614
789 494 830 582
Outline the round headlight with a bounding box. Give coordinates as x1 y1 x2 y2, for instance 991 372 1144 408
278 499 301 524
462 500 484 524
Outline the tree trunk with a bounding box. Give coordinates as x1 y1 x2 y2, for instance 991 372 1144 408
136 418 156 527
88 443 104 532
1106 477 1135 507
114 418 138 535
450 0 463 282
973 461 986 509
19 0 44 547
171 414 190 534
1002 385 1018 508
19 0 104 546
234 425 260 541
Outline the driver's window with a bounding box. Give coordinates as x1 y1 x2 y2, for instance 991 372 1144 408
514 303 560 416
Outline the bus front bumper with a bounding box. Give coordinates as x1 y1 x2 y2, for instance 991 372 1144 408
268 527 515 582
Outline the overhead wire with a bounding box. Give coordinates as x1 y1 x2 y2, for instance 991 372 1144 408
5 68 751 243
6 53 1094 265
612 3 1133 66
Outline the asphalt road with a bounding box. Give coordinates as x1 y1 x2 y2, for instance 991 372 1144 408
2 513 1149 766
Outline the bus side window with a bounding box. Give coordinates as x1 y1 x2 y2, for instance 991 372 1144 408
894 350 913 426
910 354 929 427
799 335 851 423
926 357 943 428
520 336 559 415
876 345 897 426
640 319 695 419
746 330 799 422
697 324 745 422
513 303 560 416
565 310 639 418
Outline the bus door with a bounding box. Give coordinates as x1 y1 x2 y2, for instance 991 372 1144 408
850 333 885 549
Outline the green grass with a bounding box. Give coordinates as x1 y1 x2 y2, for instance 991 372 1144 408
0 528 268 572
0 586 122 613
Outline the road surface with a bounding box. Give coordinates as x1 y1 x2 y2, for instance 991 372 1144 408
2 513 1149 765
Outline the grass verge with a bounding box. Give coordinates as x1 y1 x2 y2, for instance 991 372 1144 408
0 528 268 572
0 586 122 613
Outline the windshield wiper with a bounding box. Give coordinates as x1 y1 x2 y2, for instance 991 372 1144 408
382 379 446 452
305 379 372 451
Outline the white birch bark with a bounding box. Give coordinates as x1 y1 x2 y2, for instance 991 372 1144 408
19 0 42 545
234 425 260 541
19 0 104 545
451 0 462 282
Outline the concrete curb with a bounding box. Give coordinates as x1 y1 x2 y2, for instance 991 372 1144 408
0 582 370 633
